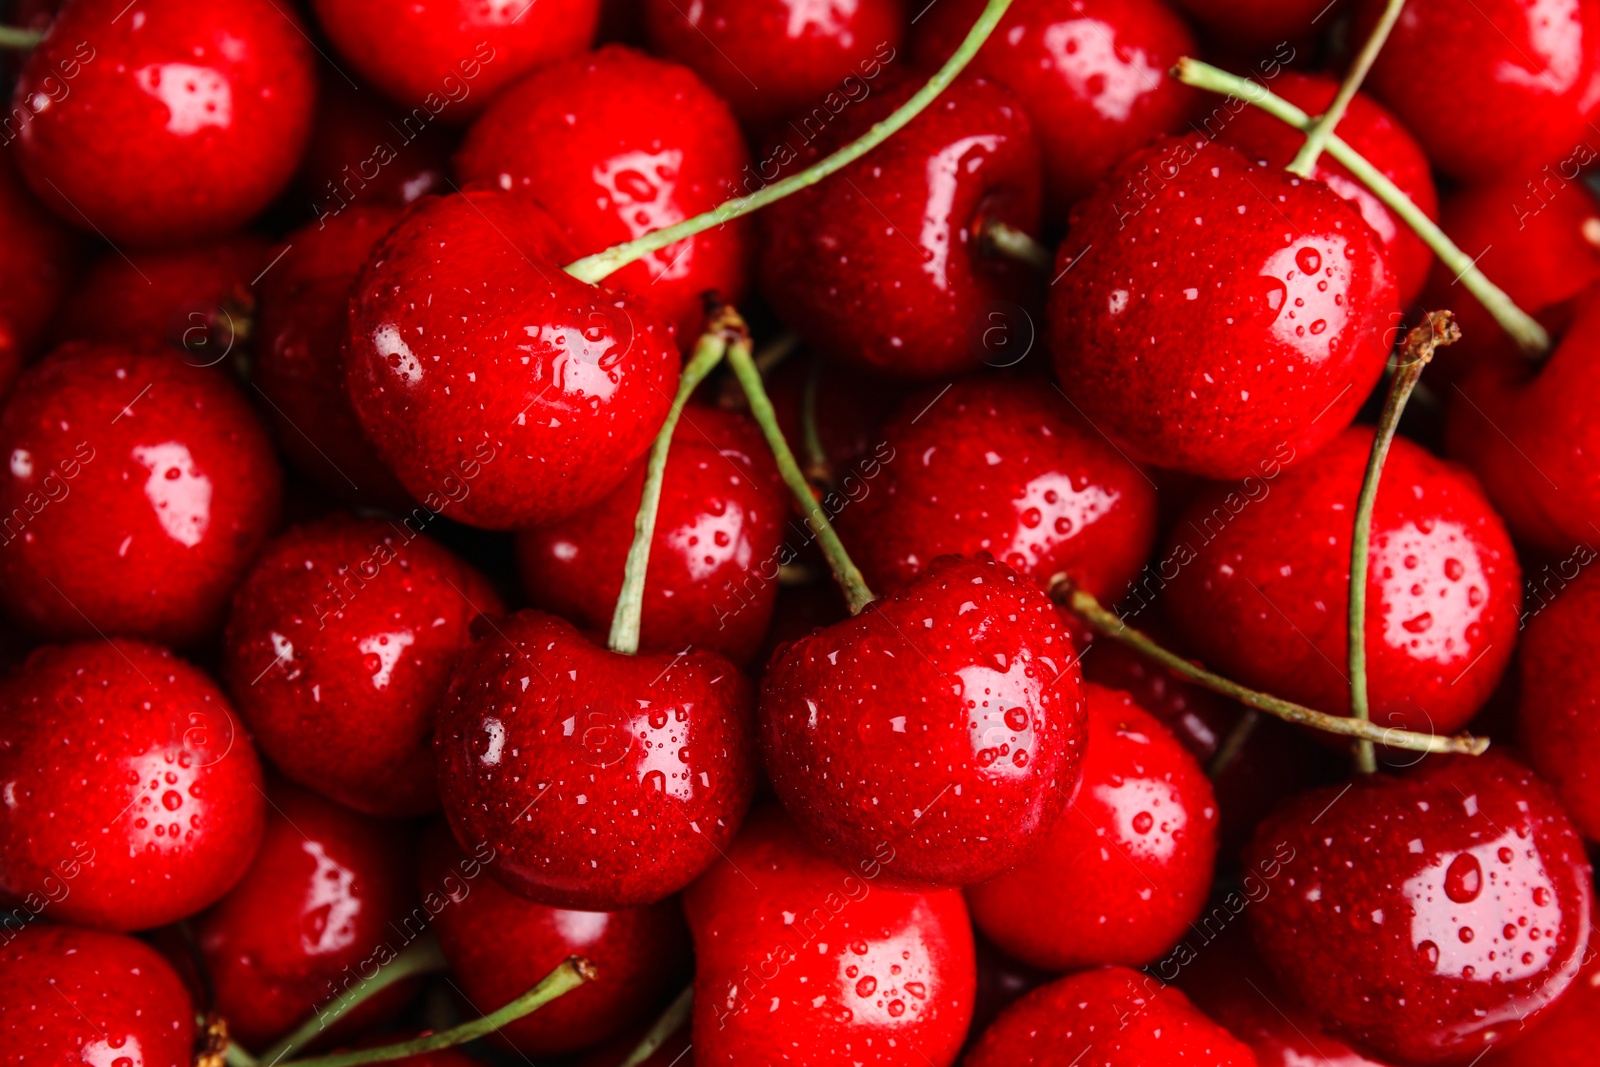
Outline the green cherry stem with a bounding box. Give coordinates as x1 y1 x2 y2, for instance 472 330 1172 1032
1174 57 1550 357
1205 710 1261 778
562 0 1016 284
800 355 834 487
278 957 596 1067
979 218 1053 271
1055 582 1488 756
1347 310 1460 773
1287 0 1407 176
608 308 743 655
0 25 43 49
618 984 693 1067
727 331 875 614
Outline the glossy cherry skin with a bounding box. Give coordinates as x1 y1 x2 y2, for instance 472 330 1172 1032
12 0 315 246
296 80 453 217
1353 0 1600 184
310 0 598 120
0 924 195 1067
683 805 975 1067
435 609 756 910
642 0 907 130
419 821 689 1055
54 234 272 351
343 188 680 530
1174 0 1342 56
965 964 1258 1066
1246 752 1594 1065
1162 427 1521 738
759 74 1043 379
456 45 753 346
967 683 1218 971
0 343 281 648
913 0 1197 219
516 404 786 665
1516 565 1600 841
761 555 1086 886
0 154 77 394
0 640 265 931
196 780 417 1050
1478 904 1600 1066
1048 134 1398 479
837 377 1157 600
223 516 503 818
1216 71 1438 308
254 205 413 509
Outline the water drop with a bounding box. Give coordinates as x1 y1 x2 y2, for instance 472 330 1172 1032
1132 812 1154 834
1296 247 1322 274
1445 853 1483 903
856 976 877 997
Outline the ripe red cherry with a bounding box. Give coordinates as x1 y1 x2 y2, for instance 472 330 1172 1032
0 343 281 648
1216 70 1438 308
310 0 598 120
1162 427 1521 738
0 924 195 1067
254 204 414 508
759 74 1043 379
1173 0 1338 56
1353 0 1600 183
12 0 315 246
913 0 1198 218
515 403 786 664
682 805 976 1067
342 188 679 530
0 154 77 394
965 964 1258 1066
761 554 1086 886
642 0 907 130
297 80 452 216
1516 565 1600 841
1478 905 1600 1066
456 45 753 346
196 780 418 1049
223 516 502 818
967 683 1218 971
434 609 756 909
1048 134 1398 479
1245 752 1594 1065
837 377 1157 599
419 821 690 1055
0 640 265 930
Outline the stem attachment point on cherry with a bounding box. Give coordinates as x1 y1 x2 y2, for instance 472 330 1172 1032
979 218 1053 271
1287 0 1407 176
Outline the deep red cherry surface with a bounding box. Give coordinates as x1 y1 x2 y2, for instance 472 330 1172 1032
1048 134 1398 479
224 516 502 817
967 683 1218 971
0 154 76 394
435 609 756 909
965 964 1258 1066
1162 427 1521 737
254 204 413 508
456 45 752 346
642 0 907 130
310 0 598 119
13 0 315 246
1246 752 1594 1065
0 640 265 931
516 403 786 664
1517 565 1600 841
342 188 680 530
1354 0 1600 183
0 343 281 648
420 821 689 1055
759 74 1043 379
0 924 195 1067
683 805 975 1067
761 555 1086 886
1217 70 1438 308
913 0 1198 218
197 780 417 1049
296 80 452 216
1175 0 1339 55
837 377 1157 599
1478 904 1600 1066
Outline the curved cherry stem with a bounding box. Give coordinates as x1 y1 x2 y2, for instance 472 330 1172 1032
1056 583 1489 756
1175 57 1550 358
1205 710 1260 778
980 218 1053 271
608 308 743 655
800 355 833 487
0 25 43 49
1347 311 1460 773
1287 0 1407 176
727 332 875 614
563 0 1016 284
277 957 595 1067
619 984 693 1067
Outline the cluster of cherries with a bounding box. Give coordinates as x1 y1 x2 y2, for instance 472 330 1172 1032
4 0 1600 1065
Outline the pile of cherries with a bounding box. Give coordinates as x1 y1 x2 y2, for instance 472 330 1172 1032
4 0 1600 1064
